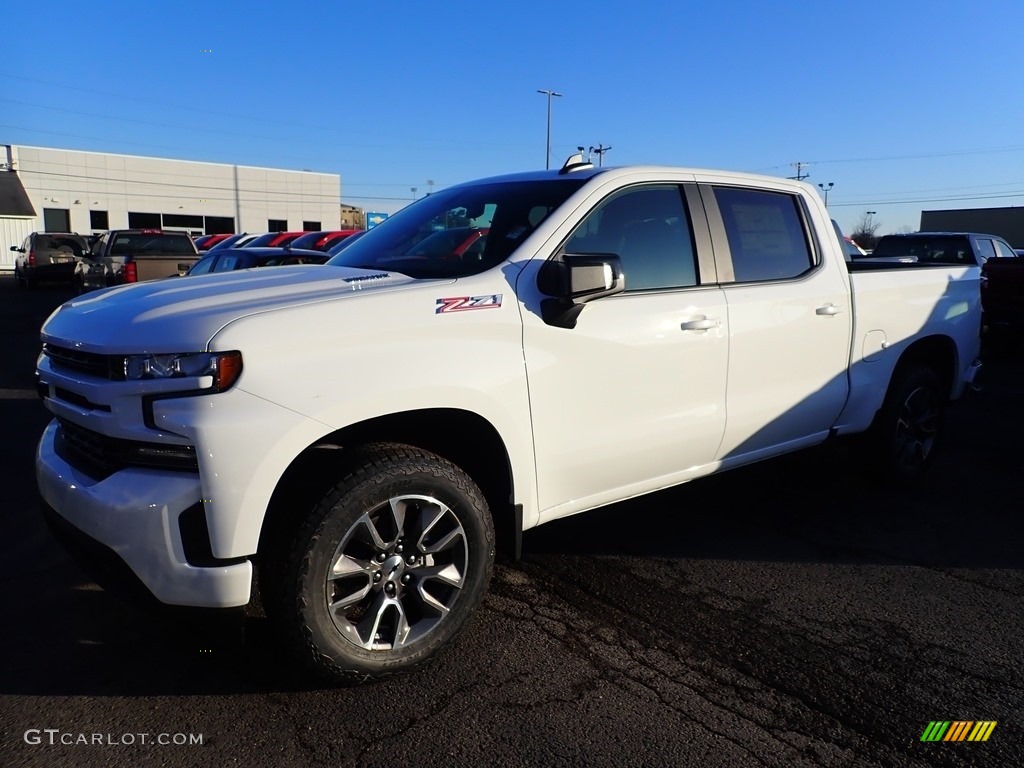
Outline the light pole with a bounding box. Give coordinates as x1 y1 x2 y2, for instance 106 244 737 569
818 182 834 206
411 187 418 200
866 210 876 227
537 89 562 169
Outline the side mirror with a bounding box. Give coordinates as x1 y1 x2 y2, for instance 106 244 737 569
564 253 624 303
9 245 19 252
539 253 624 328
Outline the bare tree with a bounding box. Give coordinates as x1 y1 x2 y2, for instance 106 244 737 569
850 213 881 249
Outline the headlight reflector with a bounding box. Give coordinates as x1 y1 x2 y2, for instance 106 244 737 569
123 351 242 391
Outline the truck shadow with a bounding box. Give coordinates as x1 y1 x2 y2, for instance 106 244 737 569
523 335 1023 568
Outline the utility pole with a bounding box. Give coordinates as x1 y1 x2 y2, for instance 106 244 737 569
590 144 612 167
537 89 562 169
789 162 810 181
818 182 834 206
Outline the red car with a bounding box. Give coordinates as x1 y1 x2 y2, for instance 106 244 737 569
194 233 235 251
287 230 362 251
242 231 307 248
401 227 489 261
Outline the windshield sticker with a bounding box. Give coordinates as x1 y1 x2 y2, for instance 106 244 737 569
436 294 503 314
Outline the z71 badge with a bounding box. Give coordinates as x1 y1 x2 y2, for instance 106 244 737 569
435 294 503 314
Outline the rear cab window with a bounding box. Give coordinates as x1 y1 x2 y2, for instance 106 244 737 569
110 232 197 255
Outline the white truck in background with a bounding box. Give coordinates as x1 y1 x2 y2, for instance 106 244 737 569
35 155 982 683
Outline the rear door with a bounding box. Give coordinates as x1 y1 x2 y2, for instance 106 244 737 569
700 182 852 462
520 181 730 520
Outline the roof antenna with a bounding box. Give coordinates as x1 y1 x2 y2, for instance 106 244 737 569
559 150 594 175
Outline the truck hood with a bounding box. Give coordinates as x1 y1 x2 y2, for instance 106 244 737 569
41 265 434 353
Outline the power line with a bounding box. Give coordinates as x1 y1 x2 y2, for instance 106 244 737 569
830 190 1024 207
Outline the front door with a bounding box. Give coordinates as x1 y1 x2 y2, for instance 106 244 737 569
519 183 730 521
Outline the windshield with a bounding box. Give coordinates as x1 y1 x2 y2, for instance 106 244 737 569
326 178 586 278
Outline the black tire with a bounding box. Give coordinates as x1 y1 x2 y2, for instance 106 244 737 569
864 364 946 485
273 443 494 684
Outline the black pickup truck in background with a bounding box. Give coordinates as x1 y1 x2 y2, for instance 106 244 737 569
852 231 1023 334
77 229 200 292
863 232 1018 266
982 254 1024 333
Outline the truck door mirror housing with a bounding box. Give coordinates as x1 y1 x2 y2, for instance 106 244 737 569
565 253 625 303
539 253 625 328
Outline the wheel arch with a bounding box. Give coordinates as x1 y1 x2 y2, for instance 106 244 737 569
258 408 519 568
891 334 958 398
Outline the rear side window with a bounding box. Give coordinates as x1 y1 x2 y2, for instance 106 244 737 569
564 185 698 291
995 240 1017 259
714 188 814 282
973 238 996 262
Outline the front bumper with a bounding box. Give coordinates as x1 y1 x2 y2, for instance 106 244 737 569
36 420 253 608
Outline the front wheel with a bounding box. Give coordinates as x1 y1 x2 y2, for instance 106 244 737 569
864 364 946 484
273 443 494 684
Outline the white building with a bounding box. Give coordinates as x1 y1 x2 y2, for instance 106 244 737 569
0 143 341 271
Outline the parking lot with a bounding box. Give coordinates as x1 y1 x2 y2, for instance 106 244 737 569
0 274 1021 767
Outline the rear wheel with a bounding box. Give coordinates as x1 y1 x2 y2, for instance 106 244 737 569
273 443 494 684
865 364 946 484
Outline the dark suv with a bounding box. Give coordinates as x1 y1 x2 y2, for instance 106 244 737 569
10 232 90 288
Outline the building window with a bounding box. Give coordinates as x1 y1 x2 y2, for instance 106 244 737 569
43 208 71 232
90 210 109 231
302 220 321 231
162 213 204 229
128 212 161 229
268 219 287 232
204 216 234 234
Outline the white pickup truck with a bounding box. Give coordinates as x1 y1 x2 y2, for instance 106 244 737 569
35 155 982 683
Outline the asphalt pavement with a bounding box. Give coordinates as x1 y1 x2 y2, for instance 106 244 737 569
0 274 1021 767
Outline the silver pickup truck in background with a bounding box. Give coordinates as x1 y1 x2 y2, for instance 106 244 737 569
77 229 200 291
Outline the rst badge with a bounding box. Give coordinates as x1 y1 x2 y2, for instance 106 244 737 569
435 294 503 314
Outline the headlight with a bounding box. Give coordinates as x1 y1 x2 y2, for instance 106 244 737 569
123 351 243 391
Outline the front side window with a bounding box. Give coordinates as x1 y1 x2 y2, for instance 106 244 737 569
328 179 585 279
714 187 814 282
563 185 697 291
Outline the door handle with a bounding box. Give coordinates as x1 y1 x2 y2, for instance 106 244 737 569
816 304 842 316
680 317 721 331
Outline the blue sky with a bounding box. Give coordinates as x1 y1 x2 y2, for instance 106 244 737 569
3 0 1024 236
